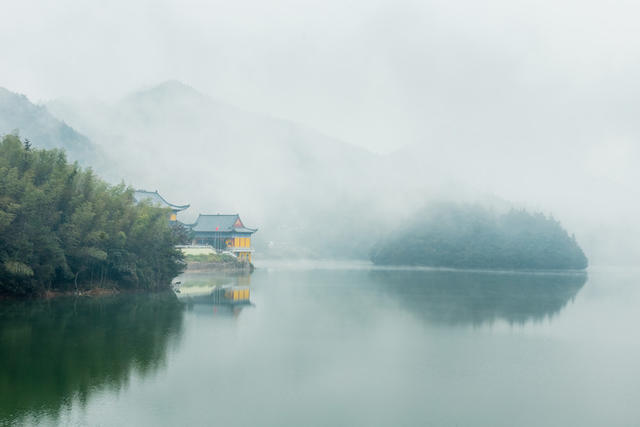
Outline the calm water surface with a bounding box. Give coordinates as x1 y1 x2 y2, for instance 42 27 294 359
1 262 639 426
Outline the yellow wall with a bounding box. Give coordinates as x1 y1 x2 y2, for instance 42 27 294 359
231 237 251 248
170 213 177 221
226 288 250 301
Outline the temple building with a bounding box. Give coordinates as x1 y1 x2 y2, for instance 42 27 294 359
133 190 190 222
133 190 257 263
188 214 257 262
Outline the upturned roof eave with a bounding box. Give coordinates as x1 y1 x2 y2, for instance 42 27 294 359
135 190 190 211
189 214 257 233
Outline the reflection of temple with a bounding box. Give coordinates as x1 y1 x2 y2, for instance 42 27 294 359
369 269 588 325
133 190 190 222
175 272 253 318
184 292 252 318
187 214 258 263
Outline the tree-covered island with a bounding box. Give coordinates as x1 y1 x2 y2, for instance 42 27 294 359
0 134 187 297
370 203 588 270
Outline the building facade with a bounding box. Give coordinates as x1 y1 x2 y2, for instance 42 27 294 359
189 214 257 263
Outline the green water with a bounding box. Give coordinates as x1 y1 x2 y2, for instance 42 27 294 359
1 262 639 426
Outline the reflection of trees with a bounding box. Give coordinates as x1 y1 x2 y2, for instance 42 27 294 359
0 292 184 424
369 269 587 326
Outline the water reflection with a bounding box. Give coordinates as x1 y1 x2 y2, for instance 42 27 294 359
0 292 183 425
177 271 252 289
369 269 588 325
184 300 250 318
177 272 253 318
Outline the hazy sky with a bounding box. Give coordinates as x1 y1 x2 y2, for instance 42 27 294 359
2 0 640 154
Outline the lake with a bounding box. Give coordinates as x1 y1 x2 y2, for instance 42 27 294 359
1 261 639 426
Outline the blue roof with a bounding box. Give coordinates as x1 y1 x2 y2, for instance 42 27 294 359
134 190 190 211
190 214 257 233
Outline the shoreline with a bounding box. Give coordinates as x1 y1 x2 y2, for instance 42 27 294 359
185 261 254 273
0 286 174 301
42 287 121 299
1 260 254 300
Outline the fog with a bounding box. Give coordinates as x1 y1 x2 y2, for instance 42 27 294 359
2 0 639 264
4 268 639 426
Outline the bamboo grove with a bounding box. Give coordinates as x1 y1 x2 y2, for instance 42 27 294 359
0 134 187 296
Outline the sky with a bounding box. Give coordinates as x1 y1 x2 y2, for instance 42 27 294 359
2 0 640 154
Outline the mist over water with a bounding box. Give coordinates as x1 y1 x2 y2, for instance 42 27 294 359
1 265 639 426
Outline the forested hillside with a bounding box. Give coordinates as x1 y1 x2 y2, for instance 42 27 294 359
370 203 588 270
0 87 102 168
0 134 186 296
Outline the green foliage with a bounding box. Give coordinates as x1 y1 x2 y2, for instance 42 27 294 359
0 134 187 295
370 203 588 270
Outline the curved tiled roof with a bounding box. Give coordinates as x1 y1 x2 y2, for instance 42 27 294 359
134 190 190 211
190 214 258 233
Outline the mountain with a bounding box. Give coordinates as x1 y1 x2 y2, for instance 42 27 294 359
0 87 102 168
48 81 384 257
49 80 630 263
24 80 629 264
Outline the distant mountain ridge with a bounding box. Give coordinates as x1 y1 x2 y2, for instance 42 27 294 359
47 80 383 257
0 87 101 168
2 81 607 263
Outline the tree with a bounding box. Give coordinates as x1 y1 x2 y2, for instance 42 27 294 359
370 203 588 270
0 135 185 296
